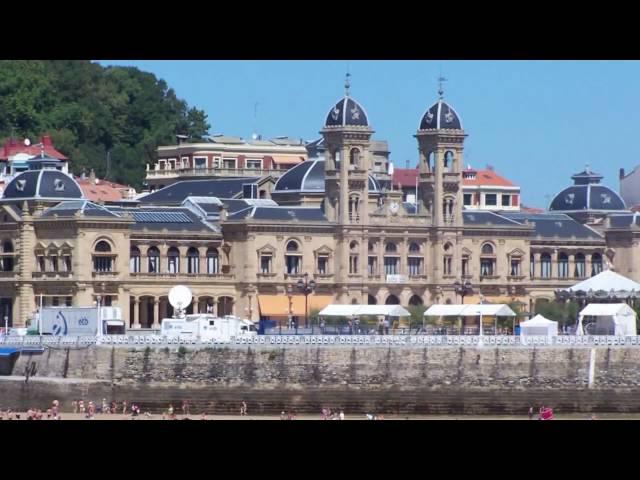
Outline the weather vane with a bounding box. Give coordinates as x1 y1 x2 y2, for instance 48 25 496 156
345 63 351 97
438 75 447 99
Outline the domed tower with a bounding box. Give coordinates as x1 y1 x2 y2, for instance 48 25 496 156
320 74 374 224
415 80 467 227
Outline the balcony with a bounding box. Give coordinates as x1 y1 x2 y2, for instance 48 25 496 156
32 271 73 279
0 271 17 279
92 271 119 278
146 167 293 180
129 271 234 280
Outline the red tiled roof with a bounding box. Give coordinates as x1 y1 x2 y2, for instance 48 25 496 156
0 135 68 161
75 178 124 202
392 167 516 188
521 205 545 214
462 169 515 187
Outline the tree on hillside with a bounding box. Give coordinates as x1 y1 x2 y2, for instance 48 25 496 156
0 60 210 187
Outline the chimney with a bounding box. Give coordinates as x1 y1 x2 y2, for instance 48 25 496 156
89 168 96 184
41 135 52 146
620 168 625 180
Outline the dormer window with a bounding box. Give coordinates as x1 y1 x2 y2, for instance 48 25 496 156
16 179 26 192
54 179 65 191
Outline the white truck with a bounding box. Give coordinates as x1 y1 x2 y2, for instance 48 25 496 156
32 307 126 336
161 314 257 342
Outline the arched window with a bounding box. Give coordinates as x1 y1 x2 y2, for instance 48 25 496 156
2 240 13 253
349 241 359 274
408 242 423 276
129 246 140 273
368 242 375 252
384 242 399 275
480 243 496 277
349 148 360 168
444 242 452 252
350 241 359 252
93 240 114 273
443 242 453 275
408 295 423 306
530 253 535 278
481 243 494 255
444 151 454 173
187 247 199 274
147 246 160 274
558 252 569 278
217 296 234 317
574 252 585 278
367 294 377 305
385 294 400 305
540 253 552 278
167 247 180 274
427 152 435 172
285 240 301 274
349 195 360 221
94 241 111 252
592 253 603 276
207 247 219 274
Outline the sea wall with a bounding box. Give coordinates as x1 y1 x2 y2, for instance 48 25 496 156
3 345 640 414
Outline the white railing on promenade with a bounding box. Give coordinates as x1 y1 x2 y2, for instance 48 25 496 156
2 334 640 348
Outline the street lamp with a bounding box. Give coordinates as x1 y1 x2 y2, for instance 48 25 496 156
453 279 473 304
286 284 294 332
95 295 102 336
296 273 316 330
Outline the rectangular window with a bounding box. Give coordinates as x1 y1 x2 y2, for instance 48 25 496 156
510 259 520 276
384 257 399 275
246 159 262 169
462 257 469 276
63 255 72 272
212 157 221 168
485 194 497 206
158 160 166 170
530 255 535 278
181 157 190 168
260 255 272 274
50 255 58 272
207 255 220 274
93 257 113 273
317 255 328 275
368 256 377 275
408 257 423 276
540 258 551 278
463 194 472 206
37 256 45 272
194 157 207 169
480 259 494 276
52 297 59 307
187 256 199 274
558 258 568 278
223 158 236 169
443 257 452 275
285 255 300 274
65 297 72 307
168 159 176 170
502 194 511 206
349 255 359 274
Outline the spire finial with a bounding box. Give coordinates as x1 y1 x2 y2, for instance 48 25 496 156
438 75 447 99
585 163 590 174
345 68 351 97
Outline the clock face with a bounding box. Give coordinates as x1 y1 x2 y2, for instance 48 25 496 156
389 201 399 214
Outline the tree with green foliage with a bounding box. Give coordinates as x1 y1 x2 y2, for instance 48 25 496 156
534 299 580 327
0 60 210 188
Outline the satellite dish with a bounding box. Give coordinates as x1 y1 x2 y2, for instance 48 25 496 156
168 285 192 315
24 138 31 146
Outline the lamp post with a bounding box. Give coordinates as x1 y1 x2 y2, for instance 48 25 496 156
95 295 102 337
286 284 293 332
296 273 316 330
453 280 473 304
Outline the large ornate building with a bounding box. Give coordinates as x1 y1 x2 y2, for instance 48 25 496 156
0 84 634 329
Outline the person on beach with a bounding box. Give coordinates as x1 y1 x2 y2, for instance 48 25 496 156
240 401 247 416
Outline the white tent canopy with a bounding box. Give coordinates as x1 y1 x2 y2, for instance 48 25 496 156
424 304 516 317
564 270 640 298
519 314 558 337
577 303 637 336
319 304 411 317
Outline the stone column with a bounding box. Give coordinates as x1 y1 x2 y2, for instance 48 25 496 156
586 254 592 278
569 253 576 279
194 297 199 314
533 252 541 278
132 296 141 329
198 248 206 275
153 298 160 329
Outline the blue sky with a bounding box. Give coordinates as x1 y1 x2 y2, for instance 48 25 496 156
98 60 640 208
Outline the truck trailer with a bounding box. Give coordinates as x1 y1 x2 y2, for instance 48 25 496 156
31 307 125 336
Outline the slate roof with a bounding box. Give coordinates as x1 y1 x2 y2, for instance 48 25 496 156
227 206 327 222
106 206 217 232
139 177 261 205
41 200 121 218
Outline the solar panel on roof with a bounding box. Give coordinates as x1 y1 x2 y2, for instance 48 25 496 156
131 211 192 223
